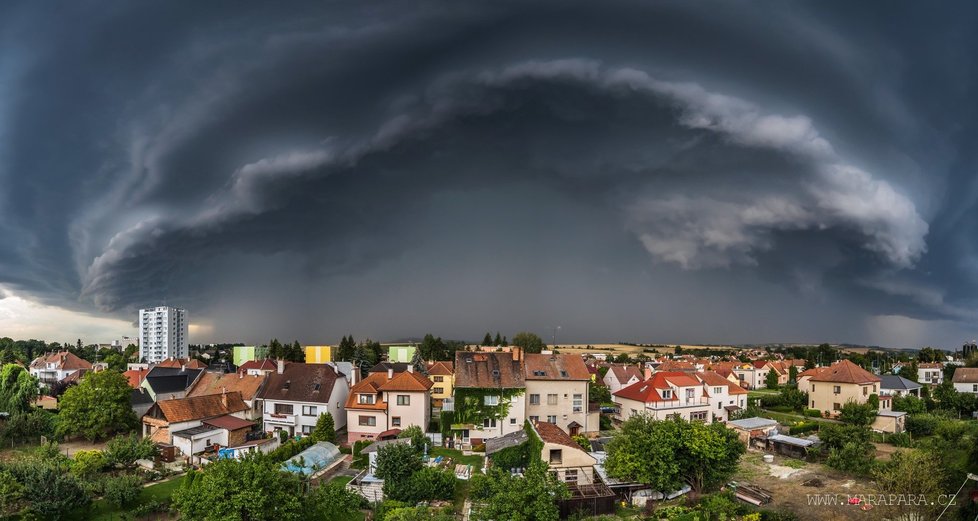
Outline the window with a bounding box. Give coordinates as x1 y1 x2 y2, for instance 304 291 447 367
565 469 578 482
547 415 557 424
205 438 211 446
661 389 672 399
685 388 695 400
863 386 868 396
833 385 841 394
691 411 707 422
483 418 497 428
547 394 558 405
301 425 314 435
392 417 401 427
397 395 410 406
529 415 539 422
811 385 815 392
274 403 293 415
484 395 500 406
358 394 375 405
718 402 722 410
510 417 517 425
433 376 444 382
573 394 583 413
973 384 977 392
433 387 444 394
530 394 541 405
833 402 841 411
302 405 317 416
811 400 815 408
714 387 723 395
359 416 376 426
549 449 562 464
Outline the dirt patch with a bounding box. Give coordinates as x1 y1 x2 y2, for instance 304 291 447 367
61 439 109 457
734 451 878 521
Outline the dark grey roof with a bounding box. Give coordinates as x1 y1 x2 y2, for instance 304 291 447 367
144 366 203 394
879 375 921 391
369 362 409 373
360 437 411 454
728 417 779 430
130 388 154 406
171 424 223 439
588 437 613 453
486 429 529 455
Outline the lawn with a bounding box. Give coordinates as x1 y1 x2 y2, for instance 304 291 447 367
84 475 186 520
328 475 354 487
430 447 484 470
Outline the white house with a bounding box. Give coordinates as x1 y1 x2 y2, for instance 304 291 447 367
612 371 712 423
28 351 92 386
952 368 978 395
695 371 748 422
918 363 944 385
258 361 349 437
602 365 642 395
345 366 433 442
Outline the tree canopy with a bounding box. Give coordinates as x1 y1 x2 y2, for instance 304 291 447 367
0 364 38 415
173 454 304 521
605 416 744 494
470 461 566 521
511 332 546 354
57 370 137 440
311 412 336 444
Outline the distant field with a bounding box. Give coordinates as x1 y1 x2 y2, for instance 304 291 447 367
554 344 738 356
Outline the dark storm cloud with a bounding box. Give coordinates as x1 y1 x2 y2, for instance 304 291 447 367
2 0 978 346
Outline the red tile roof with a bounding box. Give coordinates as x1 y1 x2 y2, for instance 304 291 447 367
30 351 92 371
152 392 248 423
187 371 267 401
257 363 343 404
454 352 524 389
156 358 207 369
524 354 590 380
238 359 282 372
346 372 391 410
124 368 150 388
613 371 700 403
533 421 579 449
202 414 254 431
427 361 454 375
808 360 879 384
377 370 433 392
695 371 748 395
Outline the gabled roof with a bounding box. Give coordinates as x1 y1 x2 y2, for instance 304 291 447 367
952 368 978 384
486 429 529 455
752 360 771 369
533 421 582 450
454 351 524 389
808 360 879 384
377 370 432 392
144 366 204 395
124 368 150 388
29 351 92 371
187 371 267 401
524 354 590 380
427 361 454 376
613 371 700 403
607 365 642 385
202 414 255 431
346 372 390 410
238 359 282 373
695 371 748 395
258 363 343 404
151 392 248 423
879 374 922 390
369 362 409 373
657 360 695 372
156 358 207 369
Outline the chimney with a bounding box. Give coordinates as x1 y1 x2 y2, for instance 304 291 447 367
387 368 394 379
512 348 521 362
221 390 228 408
238 370 243 379
407 364 414 374
277 360 284 374
181 364 186 372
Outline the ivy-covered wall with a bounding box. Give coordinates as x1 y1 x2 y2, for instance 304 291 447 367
487 420 543 471
451 387 525 428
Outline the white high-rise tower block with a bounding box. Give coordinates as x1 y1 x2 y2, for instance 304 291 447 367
138 306 188 363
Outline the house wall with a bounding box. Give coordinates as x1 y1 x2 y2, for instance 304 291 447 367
705 386 747 422
919 368 943 385
464 393 526 443
602 371 638 395
954 382 978 395
173 429 227 456
612 395 712 423
540 441 596 484
347 409 388 441
263 395 344 437
383 390 429 431
808 381 877 415
525 380 589 434
430 374 454 404
304 346 333 364
871 415 905 434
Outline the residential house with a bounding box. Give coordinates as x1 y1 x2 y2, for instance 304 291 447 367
427 361 454 407
726 417 778 445
156 358 208 370
612 371 712 423
258 361 349 437
952 368 978 395
525 353 593 435
918 363 944 385
451 350 526 446
602 365 642 395
140 365 205 402
305 345 332 364
732 362 773 390
695 371 748 422
28 351 92 386
879 375 922 399
238 359 282 376
142 391 250 445
345 366 432 442
172 415 255 457
232 345 267 366
130 388 154 419
872 410 907 434
186 370 268 420
802 360 880 416
531 421 597 484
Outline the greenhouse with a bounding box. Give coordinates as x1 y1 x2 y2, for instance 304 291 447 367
281 442 343 476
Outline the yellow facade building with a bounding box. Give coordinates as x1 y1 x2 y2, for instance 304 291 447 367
304 345 333 363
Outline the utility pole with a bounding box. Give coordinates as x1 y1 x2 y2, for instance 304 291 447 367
551 326 561 349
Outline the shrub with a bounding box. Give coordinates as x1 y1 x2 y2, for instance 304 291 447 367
105 434 158 468
71 450 107 478
396 467 457 503
759 395 783 408
789 422 819 435
906 414 940 437
803 409 822 418
887 432 914 448
103 474 143 508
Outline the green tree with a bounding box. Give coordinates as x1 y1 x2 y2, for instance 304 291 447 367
397 425 431 454
285 340 304 362
903 360 919 382
0 469 24 518
0 364 39 414
605 416 744 495
838 401 877 427
267 339 284 359
303 482 364 519
788 365 798 384
819 423 876 475
57 370 137 440
892 394 926 414
482 333 493 346
779 386 808 411
103 474 143 508
873 449 944 521
511 332 546 354
395 467 458 503
336 335 356 361
384 506 454 521
104 433 158 468
311 412 336 444
69 450 107 479
764 370 779 389
419 334 450 361
376 442 423 500
173 454 304 521
494 332 503 346
5 459 89 520
470 461 567 521
589 381 612 405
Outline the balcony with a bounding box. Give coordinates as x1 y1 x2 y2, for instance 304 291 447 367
264 413 297 426
644 397 709 410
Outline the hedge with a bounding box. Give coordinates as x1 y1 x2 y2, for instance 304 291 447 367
788 421 820 436
803 409 822 418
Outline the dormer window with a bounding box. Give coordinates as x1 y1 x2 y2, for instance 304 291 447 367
313 383 321 392
661 389 672 399
358 394 375 405
282 381 290 390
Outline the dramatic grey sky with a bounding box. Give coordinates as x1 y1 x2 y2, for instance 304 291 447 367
1 1 976 348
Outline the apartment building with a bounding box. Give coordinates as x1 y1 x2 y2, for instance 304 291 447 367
524 353 594 435
612 371 712 423
138 306 188 364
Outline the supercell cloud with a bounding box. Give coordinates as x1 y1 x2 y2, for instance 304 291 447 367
0 1 976 346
